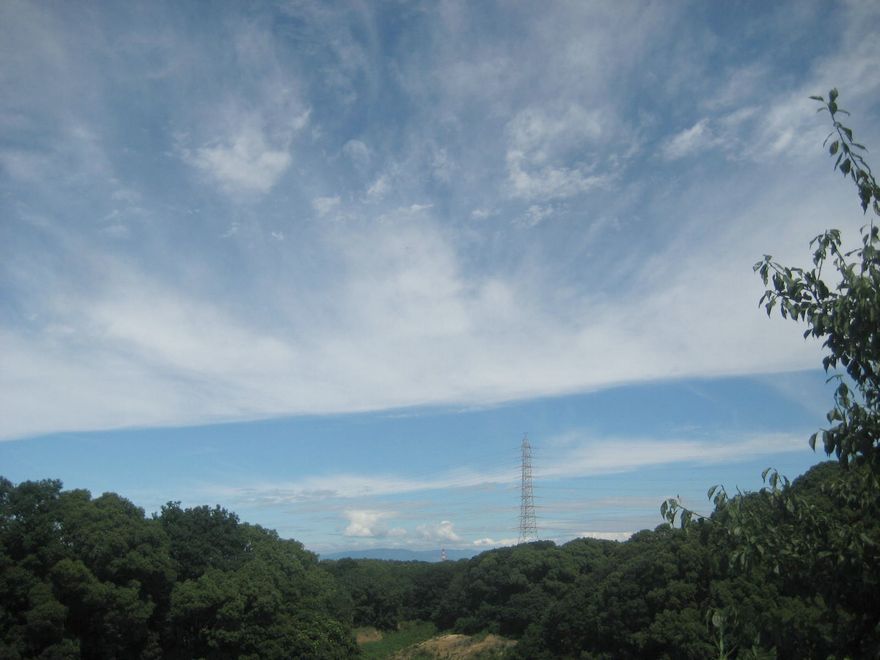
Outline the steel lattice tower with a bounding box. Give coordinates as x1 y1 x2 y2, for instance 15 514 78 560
518 434 538 543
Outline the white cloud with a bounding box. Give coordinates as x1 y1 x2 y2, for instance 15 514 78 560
366 173 390 199
661 119 719 160
520 204 553 227
506 105 602 160
312 195 341 216
343 139 370 167
343 509 394 537
504 104 612 201
577 531 633 542
0 166 844 440
2 0 875 444
417 520 461 543
183 120 295 194
507 152 608 201
537 433 806 479
473 537 517 548
208 430 808 509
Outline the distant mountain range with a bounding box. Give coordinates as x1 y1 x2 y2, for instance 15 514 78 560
319 547 479 562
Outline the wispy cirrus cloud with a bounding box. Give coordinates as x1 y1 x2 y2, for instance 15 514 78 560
661 119 720 160
208 431 806 507
2 1 879 443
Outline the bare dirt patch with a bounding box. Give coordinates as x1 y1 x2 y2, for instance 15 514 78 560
355 627 383 644
399 632 515 659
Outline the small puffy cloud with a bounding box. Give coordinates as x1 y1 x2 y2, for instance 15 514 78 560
417 520 461 543
506 105 602 160
312 195 341 216
661 119 719 160
343 509 394 537
578 531 633 542
505 104 608 201
342 139 370 167
184 124 291 194
181 109 309 195
473 537 517 548
430 146 454 182
520 204 553 227
367 174 390 199
507 152 608 201
470 208 492 220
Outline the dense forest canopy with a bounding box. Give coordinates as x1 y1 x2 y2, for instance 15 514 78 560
0 479 357 659
2 460 876 658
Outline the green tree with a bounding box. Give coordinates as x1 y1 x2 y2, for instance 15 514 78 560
755 88 880 472
663 91 880 655
0 479 357 659
157 502 249 581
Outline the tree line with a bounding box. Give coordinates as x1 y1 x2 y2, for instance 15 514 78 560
2 459 876 658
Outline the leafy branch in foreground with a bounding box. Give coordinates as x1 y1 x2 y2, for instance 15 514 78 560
665 88 880 531
756 88 880 470
661 89 880 656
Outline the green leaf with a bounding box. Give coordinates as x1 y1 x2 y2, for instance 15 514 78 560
830 140 839 155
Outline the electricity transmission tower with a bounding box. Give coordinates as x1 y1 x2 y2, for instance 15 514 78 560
518 434 538 543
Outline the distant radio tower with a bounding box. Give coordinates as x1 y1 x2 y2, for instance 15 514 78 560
518 434 538 543
440 547 448 562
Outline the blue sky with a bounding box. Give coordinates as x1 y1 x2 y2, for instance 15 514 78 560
1 1 879 553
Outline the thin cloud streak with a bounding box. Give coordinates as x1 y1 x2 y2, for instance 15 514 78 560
209 431 807 506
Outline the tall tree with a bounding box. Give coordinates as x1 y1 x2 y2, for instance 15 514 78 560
663 90 880 657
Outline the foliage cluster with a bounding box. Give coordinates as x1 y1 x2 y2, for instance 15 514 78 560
0 480 356 659
660 90 880 657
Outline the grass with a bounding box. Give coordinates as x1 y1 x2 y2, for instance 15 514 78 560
358 620 438 660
